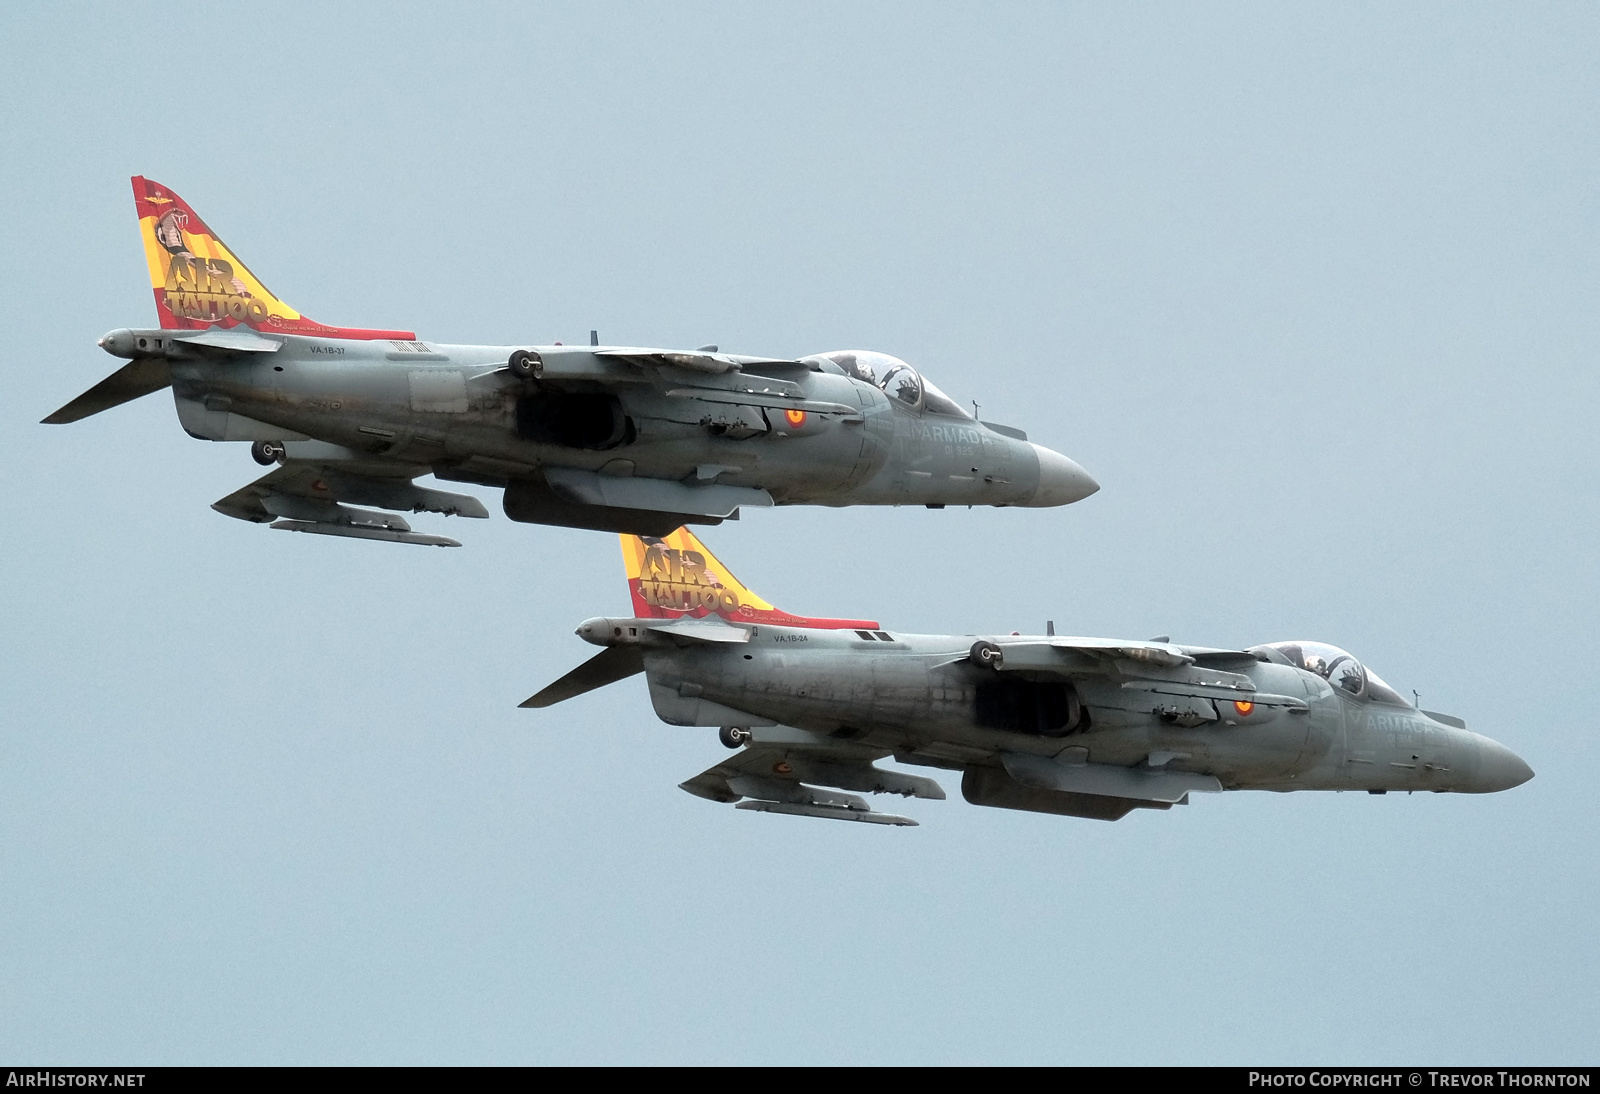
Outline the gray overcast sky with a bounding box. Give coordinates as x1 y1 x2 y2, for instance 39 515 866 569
2 1 1596 1064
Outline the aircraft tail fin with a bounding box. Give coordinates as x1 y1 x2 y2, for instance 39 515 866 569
130 176 415 340
620 528 880 631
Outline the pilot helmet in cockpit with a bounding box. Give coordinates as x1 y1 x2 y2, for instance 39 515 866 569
1267 641 1411 706
820 351 972 419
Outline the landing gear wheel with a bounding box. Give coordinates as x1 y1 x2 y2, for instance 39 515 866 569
970 640 1004 669
719 726 752 749
251 440 287 466
507 348 543 380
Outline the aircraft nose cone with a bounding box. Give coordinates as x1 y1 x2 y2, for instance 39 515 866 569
1026 444 1100 507
1475 738 1534 793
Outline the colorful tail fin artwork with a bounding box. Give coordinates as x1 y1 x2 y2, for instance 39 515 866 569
621 528 880 631
131 176 415 340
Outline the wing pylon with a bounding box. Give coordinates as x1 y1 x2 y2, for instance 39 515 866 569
211 456 488 548
680 727 945 826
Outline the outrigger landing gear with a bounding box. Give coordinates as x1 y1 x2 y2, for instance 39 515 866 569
719 726 752 749
250 440 287 465
969 640 1004 668
507 348 543 380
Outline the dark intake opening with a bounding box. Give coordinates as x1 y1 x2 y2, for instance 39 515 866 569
975 679 1081 736
516 392 632 450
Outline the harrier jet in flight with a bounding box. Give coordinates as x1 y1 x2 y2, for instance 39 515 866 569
44 177 1097 546
525 529 1534 825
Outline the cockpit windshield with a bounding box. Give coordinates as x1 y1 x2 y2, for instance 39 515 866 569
1267 641 1411 706
819 351 971 418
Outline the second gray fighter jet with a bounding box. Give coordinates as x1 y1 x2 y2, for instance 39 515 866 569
526 529 1534 825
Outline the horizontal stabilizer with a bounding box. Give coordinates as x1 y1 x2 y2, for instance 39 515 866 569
735 800 917 826
520 646 646 708
42 359 172 424
270 520 459 547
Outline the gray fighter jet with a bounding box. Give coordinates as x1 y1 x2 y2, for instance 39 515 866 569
43 177 1097 547
525 528 1534 825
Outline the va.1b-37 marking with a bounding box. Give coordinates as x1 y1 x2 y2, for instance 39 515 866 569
525 529 1533 825
44 177 1098 547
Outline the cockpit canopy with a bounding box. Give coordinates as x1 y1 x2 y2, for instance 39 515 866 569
1267 641 1410 706
817 351 971 418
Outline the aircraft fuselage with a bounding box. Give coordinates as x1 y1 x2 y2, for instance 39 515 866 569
583 619 1529 799
106 330 1082 520
58 178 1096 543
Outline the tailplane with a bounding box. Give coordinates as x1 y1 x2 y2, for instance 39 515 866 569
131 176 414 340
621 528 879 630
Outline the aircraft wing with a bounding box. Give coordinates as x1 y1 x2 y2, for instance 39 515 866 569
679 727 946 826
594 349 793 375
512 347 861 417
211 457 488 547
1044 636 1254 667
969 637 1309 712
511 346 807 382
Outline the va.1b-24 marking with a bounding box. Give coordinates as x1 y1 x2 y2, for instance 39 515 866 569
526 529 1533 825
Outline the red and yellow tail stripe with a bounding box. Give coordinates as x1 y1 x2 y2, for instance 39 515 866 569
622 528 879 630
132 176 414 340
